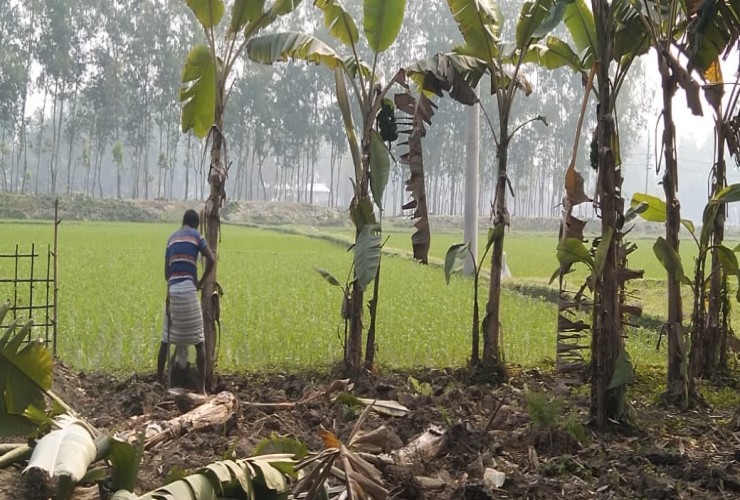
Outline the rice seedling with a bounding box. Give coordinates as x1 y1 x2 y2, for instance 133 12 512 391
0 220 680 372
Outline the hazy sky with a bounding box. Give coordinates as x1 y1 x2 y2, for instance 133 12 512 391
621 48 739 223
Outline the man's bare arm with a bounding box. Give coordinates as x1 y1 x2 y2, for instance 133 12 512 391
197 245 216 290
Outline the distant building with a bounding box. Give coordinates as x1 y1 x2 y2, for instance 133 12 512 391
271 182 331 205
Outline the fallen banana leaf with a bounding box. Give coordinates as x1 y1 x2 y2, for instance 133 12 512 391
355 397 409 417
111 455 295 500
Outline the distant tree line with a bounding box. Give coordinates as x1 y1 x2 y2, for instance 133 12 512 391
0 0 648 216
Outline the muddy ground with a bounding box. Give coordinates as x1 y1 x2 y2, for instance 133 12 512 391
3 363 740 499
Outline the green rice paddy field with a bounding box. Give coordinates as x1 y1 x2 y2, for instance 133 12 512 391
2 220 727 373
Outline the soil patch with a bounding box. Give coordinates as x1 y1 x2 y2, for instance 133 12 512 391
4 363 740 499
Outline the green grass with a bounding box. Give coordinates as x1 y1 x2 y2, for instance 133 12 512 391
6 220 655 372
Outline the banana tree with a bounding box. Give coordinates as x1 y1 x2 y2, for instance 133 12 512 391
632 185 740 389
524 0 650 427
625 0 706 408
442 0 566 376
178 0 304 388
685 0 740 382
246 0 406 373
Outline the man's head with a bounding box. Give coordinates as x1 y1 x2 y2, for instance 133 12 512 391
182 209 200 229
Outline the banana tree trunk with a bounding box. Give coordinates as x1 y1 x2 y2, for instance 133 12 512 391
364 260 381 370
590 0 624 429
481 134 508 378
347 258 364 374
690 105 728 382
658 52 689 409
346 180 372 374
202 110 225 390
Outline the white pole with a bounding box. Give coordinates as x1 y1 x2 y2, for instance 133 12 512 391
464 89 480 276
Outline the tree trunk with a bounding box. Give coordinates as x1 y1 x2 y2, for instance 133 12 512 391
690 99 728 383
184 134 191 200
658 52 690 409
364 260 381 370
335 155 342 208
34 87 48 195
65 86 79 194
346 278 364 373
202 108 225 390
329 141 336 207
157 124 164 200
481 129 508 379
95 143 104 198
590 0 624 429
346 144 374 374
144 96 151 200
48 85 60 194
18 7 35 194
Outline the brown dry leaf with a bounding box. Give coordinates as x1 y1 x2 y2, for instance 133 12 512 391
318 429 342 449
562 213 586 240
528 445 539 471
564 165 591 206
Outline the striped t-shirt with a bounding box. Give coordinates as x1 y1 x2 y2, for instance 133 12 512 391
165 227 208 286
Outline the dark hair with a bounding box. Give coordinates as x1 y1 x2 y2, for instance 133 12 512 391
182 209 200 229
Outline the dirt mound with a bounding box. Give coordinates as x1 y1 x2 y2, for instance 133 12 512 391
4 363 738 499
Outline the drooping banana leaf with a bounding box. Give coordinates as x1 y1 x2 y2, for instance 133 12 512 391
397 52 482 264
179 45 218 138
315 0 359 46
369 130 390 209
246 31 344 69
521 35 584 73
446 0 502 64
229 0 265 34
686 0 739 73
445 242 471 284
355 224 382 291
516 0 569 49
185 0 225 28
364 0 407 53
395 90 433 264
562 0 596 67
653 236 685 284
0 302 52 436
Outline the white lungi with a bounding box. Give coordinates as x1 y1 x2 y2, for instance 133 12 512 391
162 280 205 346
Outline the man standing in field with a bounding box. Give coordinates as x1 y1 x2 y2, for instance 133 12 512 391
158 209 215 394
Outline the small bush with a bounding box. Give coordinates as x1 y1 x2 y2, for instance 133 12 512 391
525 389 563 429
562 413 589 445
